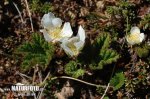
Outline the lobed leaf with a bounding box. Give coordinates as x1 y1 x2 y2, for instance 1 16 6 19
64 61 85 78
16 33 55 71
89 33 119 70
110 72 125 90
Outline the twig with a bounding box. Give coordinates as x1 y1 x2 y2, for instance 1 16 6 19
38 70 43 84
37 83 47 99
32 91 37 99
101 63 116 99
51 76 110 88
24 0 34 32
16 71 32 79
13 2 24 24
42 72 50 85
15 71 31 84
37 72 50 99
101 83 110 99
32 65 39 85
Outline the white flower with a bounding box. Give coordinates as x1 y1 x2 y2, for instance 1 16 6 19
126 26 145 45
61 25 86 57
40 12 73 42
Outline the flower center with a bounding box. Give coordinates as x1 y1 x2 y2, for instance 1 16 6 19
67 42 78 56
128 33 140 42
48 28 61 39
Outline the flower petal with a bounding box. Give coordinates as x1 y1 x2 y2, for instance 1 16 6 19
69 37 79 42
77 25 85 42
126 35 135 45
60 22 73 38
139 33 145 42
130 26 140 34
61 38 74 56
40 29 52 42
52 18 62 27
41 12 55 29
48 12 55 18
62 45 74 57
74 40 84 50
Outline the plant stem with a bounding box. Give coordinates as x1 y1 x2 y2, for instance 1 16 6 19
51 76 110 88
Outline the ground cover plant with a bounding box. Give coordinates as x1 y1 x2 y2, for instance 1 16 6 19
0 0 150 99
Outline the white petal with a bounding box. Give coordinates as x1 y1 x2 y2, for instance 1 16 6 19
60 22 73 38
139 33 145 42
130 26 140 34
61 39 74 56
40 29 52 42
77 25 85 42
59 37 67 42
63 45 74 56
69 37 79 42
126 36 135 45
61 37 69 43
52 18 62 27
74 41 84 50
48 12 55 18
41 12 55 29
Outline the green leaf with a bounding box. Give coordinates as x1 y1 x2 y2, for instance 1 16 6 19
104 96 109 99
110 72 125 90
99 49 119 68
16 33 55 71
94 33 110 51
89 33 119 70
134 45 150 58
72 69 85 78
64 61 85 78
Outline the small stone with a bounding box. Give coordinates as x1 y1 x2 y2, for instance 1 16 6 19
5 63 10 67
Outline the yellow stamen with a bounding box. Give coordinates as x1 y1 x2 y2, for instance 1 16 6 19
127 33 140 43
48 28 62 39
67 42 78 56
